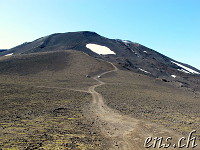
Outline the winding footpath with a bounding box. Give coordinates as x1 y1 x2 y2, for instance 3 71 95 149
87 61 196 150
36 61 197 149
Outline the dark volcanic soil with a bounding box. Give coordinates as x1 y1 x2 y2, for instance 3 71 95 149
0 51 199 149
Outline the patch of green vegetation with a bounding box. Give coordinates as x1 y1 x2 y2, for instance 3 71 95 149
2 148 19 150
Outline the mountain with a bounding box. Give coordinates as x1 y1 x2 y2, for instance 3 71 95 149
0 49 7 53
0 31 200 149
1 31 199 91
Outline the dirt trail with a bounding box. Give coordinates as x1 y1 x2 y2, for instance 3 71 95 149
87 62 197 150
34 61 198 149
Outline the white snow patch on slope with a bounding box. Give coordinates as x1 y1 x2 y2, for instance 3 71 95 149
122 40 130 44
86 44 116 55
4 53 13 56
143 51 147 53
171 75 176 78
171 61 200 74
177 69 190 74
131 50 135 53
139 68 150 74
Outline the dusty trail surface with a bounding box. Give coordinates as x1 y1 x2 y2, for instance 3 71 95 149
31 60 198 149
86 61 196 150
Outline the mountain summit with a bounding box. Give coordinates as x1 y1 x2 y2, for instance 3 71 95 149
0 31 200 149
1 31 200 90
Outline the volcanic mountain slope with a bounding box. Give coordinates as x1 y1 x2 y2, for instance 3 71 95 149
0 50 114 149
1 31 200 91
0 50 199 149
0 32 200 149
0 50 113 90
0 49 7 53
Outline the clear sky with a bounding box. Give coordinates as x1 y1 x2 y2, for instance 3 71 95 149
0 0 200 69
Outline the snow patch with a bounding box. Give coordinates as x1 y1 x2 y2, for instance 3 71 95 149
122 40 130 44
131 50 135 53
171 61 200 74
139 68 150 74
171 75 176 78
143 51 147 53
4 53 13 56
133 52 137 55
86 44 116 55
177 69 190 74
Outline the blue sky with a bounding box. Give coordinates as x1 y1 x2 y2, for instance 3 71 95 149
0 0 200 69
